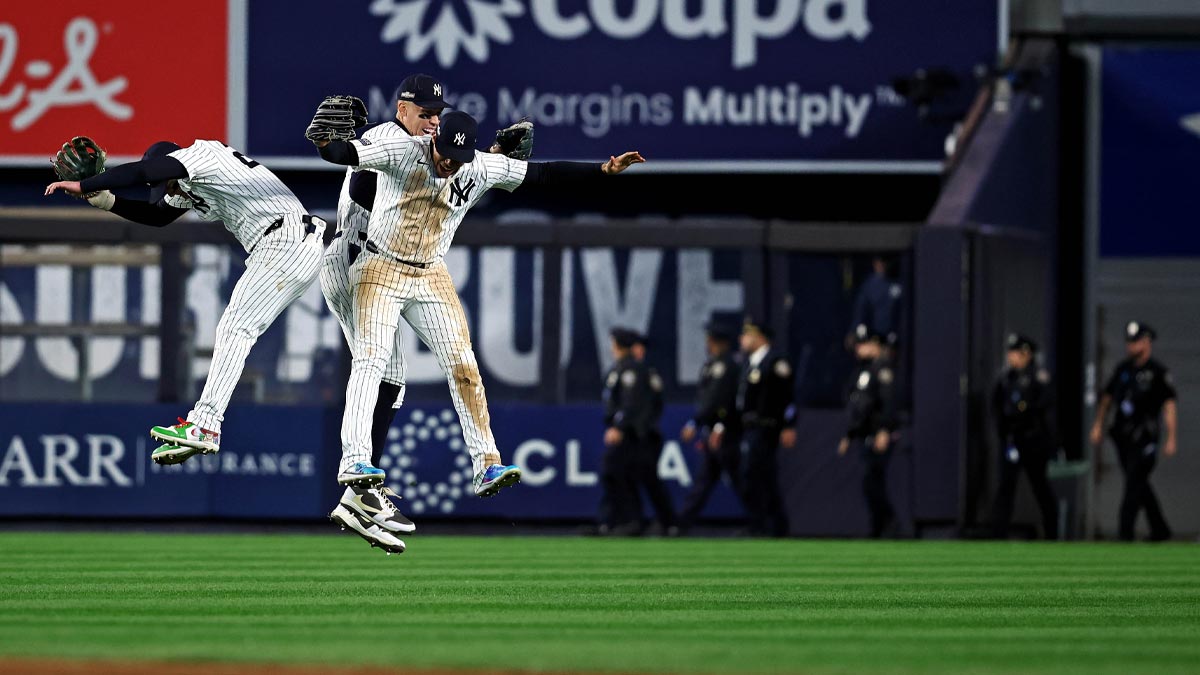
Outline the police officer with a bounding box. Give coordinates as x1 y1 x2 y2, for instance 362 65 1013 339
1089 321 1178 541
599 327 657 535
678 322 743 531
837 324 899 538
715 317 795 537
631 333 678 535
990 333 1058 540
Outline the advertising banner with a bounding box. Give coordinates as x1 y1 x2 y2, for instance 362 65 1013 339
1101 47 1200 257
0 1 229 164
246 0 998 171
0 402 744 521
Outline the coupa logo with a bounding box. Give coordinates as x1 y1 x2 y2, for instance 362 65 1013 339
369 0 871 69
381 408 474 515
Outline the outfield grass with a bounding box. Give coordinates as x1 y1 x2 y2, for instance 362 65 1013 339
0 533 1197 674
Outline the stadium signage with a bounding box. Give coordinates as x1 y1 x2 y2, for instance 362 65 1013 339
0 433 131 487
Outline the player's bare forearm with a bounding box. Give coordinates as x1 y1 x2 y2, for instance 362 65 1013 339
45 180 83 197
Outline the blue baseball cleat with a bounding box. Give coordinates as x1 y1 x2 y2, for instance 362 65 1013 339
337 462 386 487
473 463 521 498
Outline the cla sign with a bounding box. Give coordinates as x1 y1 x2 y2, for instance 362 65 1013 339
372 0 871 69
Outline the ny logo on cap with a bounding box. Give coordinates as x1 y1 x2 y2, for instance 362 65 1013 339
433 83 443 97
453 132 466 146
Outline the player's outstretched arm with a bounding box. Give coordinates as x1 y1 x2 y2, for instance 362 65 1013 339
515 151 645 192
45 156 190 227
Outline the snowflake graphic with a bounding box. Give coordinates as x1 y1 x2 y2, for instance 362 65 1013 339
378 408 473 515
369 0 524 68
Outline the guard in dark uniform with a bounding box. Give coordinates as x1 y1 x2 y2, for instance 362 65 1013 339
599 328 654 535
678 322 743 531
837 324 899 538
723 317 795 537
1090 321 1178 541
631 333 678 535
990 333 1058 540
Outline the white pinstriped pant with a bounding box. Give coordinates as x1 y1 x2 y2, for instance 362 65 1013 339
339 251 501 476
319 230 406 406
188 220 324 432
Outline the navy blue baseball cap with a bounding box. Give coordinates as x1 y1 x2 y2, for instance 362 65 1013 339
1006 333 1037 352
1125 321 1156 342
143 141 182 203
434 111 477 163
610 327 639 349
705 321 738 343
397 74 447 109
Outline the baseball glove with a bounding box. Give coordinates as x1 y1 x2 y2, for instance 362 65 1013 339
493 118 535 160
51 136 106 181
305 95 369 143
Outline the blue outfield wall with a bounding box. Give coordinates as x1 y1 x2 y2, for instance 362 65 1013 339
0 402 907 535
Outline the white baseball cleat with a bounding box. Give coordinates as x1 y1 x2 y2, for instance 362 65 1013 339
341 485 416 533
329 504 406 555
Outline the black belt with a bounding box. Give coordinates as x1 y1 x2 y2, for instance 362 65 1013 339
262 215 318 238
364 240 429 268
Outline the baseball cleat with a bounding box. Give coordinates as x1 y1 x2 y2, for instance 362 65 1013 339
150 443 203 466
329 504 405 555
473 463 522 498
337 461 386 487
150 418 220 454
341 485 416 533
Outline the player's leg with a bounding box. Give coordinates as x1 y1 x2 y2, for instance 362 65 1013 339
338 255 405 486
151 230 322 460
370 328 409 467
402 265 519 498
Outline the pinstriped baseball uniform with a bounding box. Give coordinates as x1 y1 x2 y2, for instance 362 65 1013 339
339 134 526 476
168 140 326 433
321 121 409 406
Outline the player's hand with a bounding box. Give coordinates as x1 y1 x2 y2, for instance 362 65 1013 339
45 180 83 197
602 151 645 175
780 427 797 449
1088 423 1103 448
873 430 890 454
1164 436 1177 457
680 423 696 444
604 427 623 447
837 437 850 456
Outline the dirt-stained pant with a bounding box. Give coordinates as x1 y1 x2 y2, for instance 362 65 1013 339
339 252 500 477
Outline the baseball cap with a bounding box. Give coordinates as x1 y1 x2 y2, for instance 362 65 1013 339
1125 321 1156 342
610 327 638 349
143 141 182 204
434 111 478 164
397 74 447 109
704 321 737 343
1005 333 1037 352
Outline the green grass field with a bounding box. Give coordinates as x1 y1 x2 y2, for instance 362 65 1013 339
0 533 1197 674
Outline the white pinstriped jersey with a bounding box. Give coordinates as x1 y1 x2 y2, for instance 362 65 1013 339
167 140 309 252
349 135 527 263
335 121 410 236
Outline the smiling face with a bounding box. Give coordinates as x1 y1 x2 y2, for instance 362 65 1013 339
430 142 464 178
397 101 442 137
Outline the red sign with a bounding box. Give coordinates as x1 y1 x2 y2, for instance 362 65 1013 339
0 2 227 160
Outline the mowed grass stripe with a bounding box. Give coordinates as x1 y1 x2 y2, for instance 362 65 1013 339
0 534 1197 675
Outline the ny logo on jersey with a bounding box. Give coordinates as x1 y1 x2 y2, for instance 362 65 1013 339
449 177 476 207
180 186 210 214
453 132 466 146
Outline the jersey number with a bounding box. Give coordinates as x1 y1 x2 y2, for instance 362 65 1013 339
231 149 260 169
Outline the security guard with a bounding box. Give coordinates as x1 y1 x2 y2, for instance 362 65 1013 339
837 324 899 538
990 333 1058 540
1089 321 1178 541
599 327 656 535
715 317 795 537
631 333 677 535
678 322 743 531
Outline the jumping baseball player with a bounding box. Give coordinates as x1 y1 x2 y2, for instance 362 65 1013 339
306 100 642 506
322 76 535 539
43 138 328 468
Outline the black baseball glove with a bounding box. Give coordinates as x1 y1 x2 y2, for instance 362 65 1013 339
305 95 368 143
493 119 535 160
51 136 106 181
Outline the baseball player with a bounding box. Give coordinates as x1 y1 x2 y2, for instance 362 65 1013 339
43 139 328 468
306 100 643 506
322 76 535 538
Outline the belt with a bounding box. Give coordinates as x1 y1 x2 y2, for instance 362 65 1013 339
252 215 319 252
364 239 430 269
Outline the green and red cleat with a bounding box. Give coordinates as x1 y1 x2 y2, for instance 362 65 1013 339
150 417 220 464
